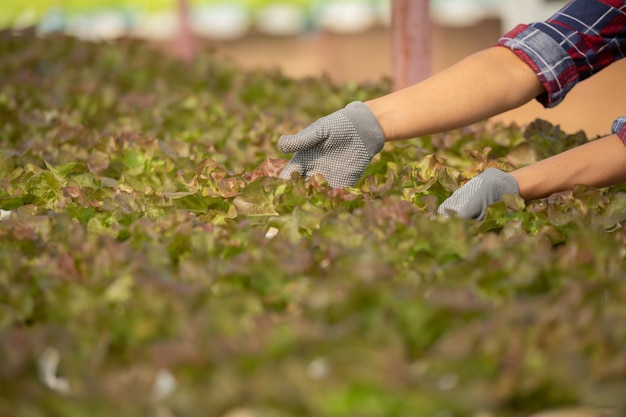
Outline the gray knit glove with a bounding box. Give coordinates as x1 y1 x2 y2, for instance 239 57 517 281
278 101 385 188
437 168 520 220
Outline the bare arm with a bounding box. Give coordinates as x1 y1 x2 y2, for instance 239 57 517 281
366 47 546 141
512 134 626 200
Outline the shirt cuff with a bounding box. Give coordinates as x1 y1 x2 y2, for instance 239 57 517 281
612 117 626 145
497 24 580 108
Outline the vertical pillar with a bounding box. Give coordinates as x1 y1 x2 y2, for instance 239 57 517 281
173 0 197 62
391 0 432 90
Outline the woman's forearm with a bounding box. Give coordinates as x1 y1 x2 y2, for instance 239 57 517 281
512 134 626 200
366 47 546 141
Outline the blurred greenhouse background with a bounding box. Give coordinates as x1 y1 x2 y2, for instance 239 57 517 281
3 0 569 41
2 0 624 138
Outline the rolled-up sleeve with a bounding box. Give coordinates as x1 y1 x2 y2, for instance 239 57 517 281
497 0 626 108
613 116 626 144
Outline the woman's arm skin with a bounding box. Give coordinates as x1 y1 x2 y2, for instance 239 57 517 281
436 135 626 220
365 45 626 213
512 134 626 200
366 47 546 142
365 46 626 203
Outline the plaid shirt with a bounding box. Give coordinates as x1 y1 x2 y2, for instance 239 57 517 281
614 116 626 142
497 0 626 142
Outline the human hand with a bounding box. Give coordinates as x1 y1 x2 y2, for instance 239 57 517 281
278 101 385 188
437 168 520 220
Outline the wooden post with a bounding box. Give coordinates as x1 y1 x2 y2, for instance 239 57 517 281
391 0 432 90
172 0 197 62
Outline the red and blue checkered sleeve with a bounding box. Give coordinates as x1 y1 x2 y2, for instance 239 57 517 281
496 0 626 108
613 116 626 144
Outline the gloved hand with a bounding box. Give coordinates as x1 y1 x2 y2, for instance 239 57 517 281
437 168 520 220
278 101 385 188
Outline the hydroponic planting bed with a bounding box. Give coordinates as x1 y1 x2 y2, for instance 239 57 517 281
1 31 625 417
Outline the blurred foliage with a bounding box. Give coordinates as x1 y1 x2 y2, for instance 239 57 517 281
1 0 385 29
1 30 626 417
